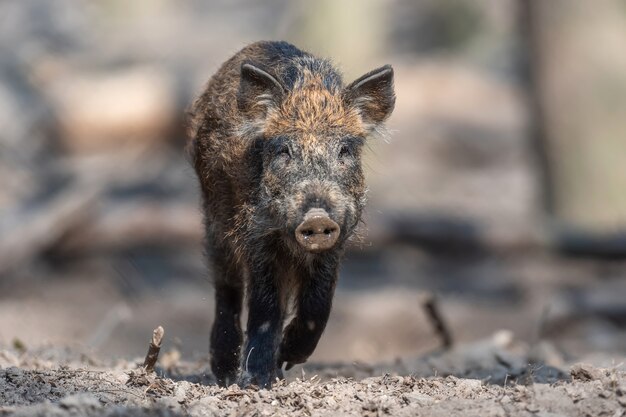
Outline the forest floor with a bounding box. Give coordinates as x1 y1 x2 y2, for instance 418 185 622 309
2 251 626 416
2 334 625 417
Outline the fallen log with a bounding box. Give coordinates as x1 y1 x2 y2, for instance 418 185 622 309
54 200 202 254
0 146 164 277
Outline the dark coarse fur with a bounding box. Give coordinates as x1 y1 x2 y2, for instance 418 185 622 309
188 41 395 388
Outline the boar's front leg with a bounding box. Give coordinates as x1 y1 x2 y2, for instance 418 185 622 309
209 245 244 387
239 258 284 388
278 255 338 370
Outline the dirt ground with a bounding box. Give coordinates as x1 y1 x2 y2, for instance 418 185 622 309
1 335 625 417
1 250 625 416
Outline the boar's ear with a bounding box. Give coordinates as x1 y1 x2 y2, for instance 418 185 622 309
238 62 285 118
344 65 395 126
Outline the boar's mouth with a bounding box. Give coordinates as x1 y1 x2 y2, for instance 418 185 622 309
294 208 340 253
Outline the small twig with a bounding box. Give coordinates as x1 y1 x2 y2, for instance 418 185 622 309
143 326 164 373
422 293 453 349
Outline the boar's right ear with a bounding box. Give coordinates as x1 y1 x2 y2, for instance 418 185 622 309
237 62 285 118
344 65 395 127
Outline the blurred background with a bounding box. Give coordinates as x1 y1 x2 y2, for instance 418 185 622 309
0 0 625 368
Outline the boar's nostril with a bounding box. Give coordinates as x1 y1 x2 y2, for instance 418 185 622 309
295 209 340 253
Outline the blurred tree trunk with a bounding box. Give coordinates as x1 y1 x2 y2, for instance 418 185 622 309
521 0 626 237
287 0 387 79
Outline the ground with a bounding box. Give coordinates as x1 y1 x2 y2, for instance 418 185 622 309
1 336 625 417
1 249 625 416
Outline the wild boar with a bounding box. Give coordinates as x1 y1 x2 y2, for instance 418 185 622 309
188 41 395 388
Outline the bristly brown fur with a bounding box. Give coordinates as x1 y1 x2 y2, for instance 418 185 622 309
187 41 395 388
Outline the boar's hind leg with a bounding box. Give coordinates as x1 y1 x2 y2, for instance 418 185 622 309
209 246 244 387
278 257 338 370
239 259 284 389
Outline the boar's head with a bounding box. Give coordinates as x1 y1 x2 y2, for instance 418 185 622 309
237 57 395 256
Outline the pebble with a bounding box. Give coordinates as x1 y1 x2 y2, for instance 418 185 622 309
570 363 603 381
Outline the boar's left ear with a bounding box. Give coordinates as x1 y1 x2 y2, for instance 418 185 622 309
238 62 285 118
344 65 395 126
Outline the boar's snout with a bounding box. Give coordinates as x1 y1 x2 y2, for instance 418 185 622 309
295 208 340 253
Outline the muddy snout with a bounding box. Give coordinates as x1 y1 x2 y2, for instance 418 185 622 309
295 208 340 253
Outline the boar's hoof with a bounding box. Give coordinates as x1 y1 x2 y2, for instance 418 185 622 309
295 208 340 252
238 370 280 389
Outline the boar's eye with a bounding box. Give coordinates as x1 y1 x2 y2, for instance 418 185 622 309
277 144 291 159
338 144 352 159
267 136 291 161
338 137 363 161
